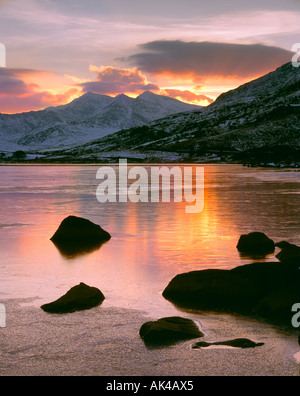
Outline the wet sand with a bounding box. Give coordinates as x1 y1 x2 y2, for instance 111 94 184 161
0 299 299 376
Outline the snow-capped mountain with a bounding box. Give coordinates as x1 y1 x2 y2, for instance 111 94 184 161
0 91 201 151
54 61 299 163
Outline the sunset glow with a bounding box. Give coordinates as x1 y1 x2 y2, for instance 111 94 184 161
0 0 298 113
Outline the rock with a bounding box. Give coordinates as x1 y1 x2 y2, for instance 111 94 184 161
237 232 275 256
162 269 266 314
41 283 105 314
51 215 111 243
232 261 300 324
50 216 111 257
139 317 204 347
163 261 300 327
254 280 300 324
192 338 264 349
275 241 300 262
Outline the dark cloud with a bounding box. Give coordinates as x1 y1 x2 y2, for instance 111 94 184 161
121 40 293 81
0 68 40 95
0 75 29 95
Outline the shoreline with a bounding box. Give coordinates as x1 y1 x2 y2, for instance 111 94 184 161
1 161 300 170
0 298 299 376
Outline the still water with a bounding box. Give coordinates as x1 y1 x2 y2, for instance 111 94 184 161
0 164 299 317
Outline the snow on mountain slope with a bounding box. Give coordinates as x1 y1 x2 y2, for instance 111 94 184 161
55 62 299 158
0 91 202 151
212 62 300 107
48 92 114 121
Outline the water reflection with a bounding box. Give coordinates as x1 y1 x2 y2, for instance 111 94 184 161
0 164 299 316
237 251 275 261
51 238 109 259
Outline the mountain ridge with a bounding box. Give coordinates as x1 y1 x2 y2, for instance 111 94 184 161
2 62 299 165
0 91 202 151
33 61 300 165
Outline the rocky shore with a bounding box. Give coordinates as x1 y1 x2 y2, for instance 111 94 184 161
43 221 300 348
163 233 300 329
1 214 299 376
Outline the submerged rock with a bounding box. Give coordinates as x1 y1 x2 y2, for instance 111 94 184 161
237 232 275 256
50 216 111 257
41 283 105 314
192 338 264 349
139 317 204 347
163 261 300 327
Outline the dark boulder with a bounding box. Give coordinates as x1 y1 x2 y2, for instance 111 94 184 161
192 338 264 349
237 232 275 256
140 317 204 347
50 216 111 257
41 283 105 314
275 241 300 262
163 261 300 327
162 269 266 314
254 279 300 324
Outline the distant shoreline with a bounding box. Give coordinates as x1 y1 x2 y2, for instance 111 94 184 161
1 160 299 169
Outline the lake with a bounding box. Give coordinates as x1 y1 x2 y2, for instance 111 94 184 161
0 164 299 376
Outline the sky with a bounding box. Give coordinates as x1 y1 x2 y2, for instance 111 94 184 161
0 0 299 113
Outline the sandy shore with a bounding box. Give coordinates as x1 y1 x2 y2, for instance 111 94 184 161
0 298 299 376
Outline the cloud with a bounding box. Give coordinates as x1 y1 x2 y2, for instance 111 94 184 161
0 75 29 95
122 40 293 83
80 65 159 95
0 68 79 113
162 89 214 106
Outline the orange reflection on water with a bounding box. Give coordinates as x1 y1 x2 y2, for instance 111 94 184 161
2 164 295 311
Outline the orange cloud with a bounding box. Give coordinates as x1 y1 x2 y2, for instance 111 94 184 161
80 65 159 95
162 89 214 106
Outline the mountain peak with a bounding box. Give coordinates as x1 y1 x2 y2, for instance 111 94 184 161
82 91 97 97
115 93 130 99
79 91 112 101
113 93 133 104
138 91 157 98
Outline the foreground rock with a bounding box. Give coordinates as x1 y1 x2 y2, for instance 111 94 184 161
275 241 300 262
163 261 300 327
50 216 111 257
41 283 105 314
140 317 204 347
237 232 275 256
192 338 264 349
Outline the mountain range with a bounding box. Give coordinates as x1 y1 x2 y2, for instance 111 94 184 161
41 61 299 165
0 91 201 152
1 61 300 164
